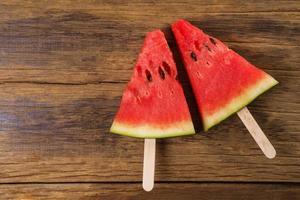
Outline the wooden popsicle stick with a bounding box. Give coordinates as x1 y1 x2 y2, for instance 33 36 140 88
143 138 156 192
237 107 276 159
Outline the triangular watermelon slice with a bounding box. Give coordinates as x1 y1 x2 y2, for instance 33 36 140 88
110 30 195 138
172 19 278 131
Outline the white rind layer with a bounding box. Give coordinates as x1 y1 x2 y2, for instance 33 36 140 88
203 74 278 131
110 120 195 138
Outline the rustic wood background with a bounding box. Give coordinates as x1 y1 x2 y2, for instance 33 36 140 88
0 0 299 199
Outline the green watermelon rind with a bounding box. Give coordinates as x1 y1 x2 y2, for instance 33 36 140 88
203 75 279 131
110 121 195 138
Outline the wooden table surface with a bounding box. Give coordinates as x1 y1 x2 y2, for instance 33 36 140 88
0 1 299 199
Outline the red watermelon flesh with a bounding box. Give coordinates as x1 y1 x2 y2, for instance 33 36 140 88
110 30 195 138
172 19 278 131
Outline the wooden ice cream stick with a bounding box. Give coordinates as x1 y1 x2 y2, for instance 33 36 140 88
237 107 276 159
143 138 156 191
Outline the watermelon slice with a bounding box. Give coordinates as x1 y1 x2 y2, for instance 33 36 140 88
172 19 278 131
110 30 195 138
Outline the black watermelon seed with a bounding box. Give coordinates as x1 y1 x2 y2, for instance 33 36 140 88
205 45 211 52
158 66 165 80
145 69 152 82
190 51 197 61
209 37 217 45
162 61 171 75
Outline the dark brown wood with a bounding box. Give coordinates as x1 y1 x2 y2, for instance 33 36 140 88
0 0 299 198
0 2 299 84
0 83 299 182
0 183 299 200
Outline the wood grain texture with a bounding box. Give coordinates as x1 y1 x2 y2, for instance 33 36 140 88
0 83 299 182
0 2 299 84
0 0 299 198
0 183 299 200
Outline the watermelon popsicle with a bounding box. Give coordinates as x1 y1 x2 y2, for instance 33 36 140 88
110 30 195 191
172 19 278 158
